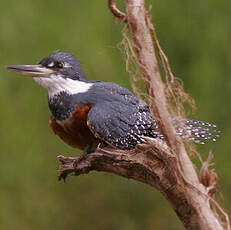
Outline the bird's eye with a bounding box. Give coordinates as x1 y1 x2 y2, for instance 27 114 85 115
47 61 63 69
56 62 63 68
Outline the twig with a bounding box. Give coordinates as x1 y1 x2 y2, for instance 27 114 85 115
108 0 127 22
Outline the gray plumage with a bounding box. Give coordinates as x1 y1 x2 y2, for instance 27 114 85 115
49 81 219 150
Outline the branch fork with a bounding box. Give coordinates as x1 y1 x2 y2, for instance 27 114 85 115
57 1 230 229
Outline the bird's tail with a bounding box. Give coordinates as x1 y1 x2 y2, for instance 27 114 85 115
173 118 220 144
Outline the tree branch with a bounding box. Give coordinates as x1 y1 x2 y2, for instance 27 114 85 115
108 0 127 22
59 139 227 230
58 1 230 230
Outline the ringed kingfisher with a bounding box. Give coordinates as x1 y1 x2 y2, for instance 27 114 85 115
6 51 219 153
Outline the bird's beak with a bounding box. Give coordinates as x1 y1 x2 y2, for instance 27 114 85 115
6 64 54 78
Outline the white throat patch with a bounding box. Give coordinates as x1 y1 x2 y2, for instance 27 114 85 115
34 74 93 97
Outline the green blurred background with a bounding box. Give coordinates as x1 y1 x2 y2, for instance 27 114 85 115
0 0 230 229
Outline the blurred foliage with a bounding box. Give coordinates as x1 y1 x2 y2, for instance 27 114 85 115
0 0 230 229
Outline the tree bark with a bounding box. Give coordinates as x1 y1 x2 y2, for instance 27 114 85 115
58 1 230 230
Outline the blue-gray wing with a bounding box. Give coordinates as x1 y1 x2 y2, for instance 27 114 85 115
87 101 158 150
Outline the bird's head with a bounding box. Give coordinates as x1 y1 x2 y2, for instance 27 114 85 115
6 51 92 98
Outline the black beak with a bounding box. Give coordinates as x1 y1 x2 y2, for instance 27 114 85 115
6 64 54 78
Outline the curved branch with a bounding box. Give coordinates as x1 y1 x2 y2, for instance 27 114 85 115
57 1 230 230
108 0 127 22
58 138 224 230
58 138 174 183
123 1 229 229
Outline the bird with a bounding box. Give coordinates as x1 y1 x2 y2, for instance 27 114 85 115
6 51 219 153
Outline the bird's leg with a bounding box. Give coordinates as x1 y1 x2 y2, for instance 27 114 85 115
72 142 100 168
97 142 108 149
83 142 100 154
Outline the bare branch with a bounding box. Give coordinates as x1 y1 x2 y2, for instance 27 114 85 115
57 1 230 229
108 0 127 22
58 139 227 230
122 1 229 229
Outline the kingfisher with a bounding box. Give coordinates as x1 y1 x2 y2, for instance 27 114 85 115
6 51 219 153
